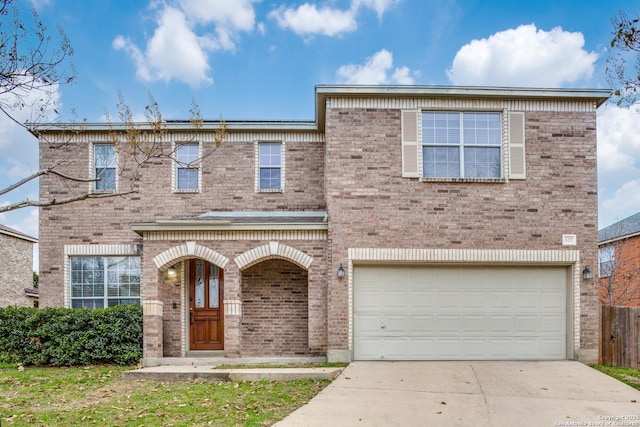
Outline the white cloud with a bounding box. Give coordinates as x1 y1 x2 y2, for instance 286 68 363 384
269 0 398 37
114 7 211 87
336 49 415 84
597 104 640 228
597 104 640 174
601 179 640 228
114 1 258 86
269 3 357 37
447 24 598 87
353 0 401 19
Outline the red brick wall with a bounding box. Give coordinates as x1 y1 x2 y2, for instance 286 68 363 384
241 259 310 356
599 236 640 306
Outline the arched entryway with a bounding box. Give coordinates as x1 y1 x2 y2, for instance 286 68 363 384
241 258 309 356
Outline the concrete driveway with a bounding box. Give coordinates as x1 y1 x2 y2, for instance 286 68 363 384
275 361 640 427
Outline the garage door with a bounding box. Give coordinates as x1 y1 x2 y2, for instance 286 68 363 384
353 265 567 360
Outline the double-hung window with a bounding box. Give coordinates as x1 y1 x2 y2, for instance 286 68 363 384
422 112 502 179
175 143 200 191
70 256 141 308
94 144 116 191
258 142 283 191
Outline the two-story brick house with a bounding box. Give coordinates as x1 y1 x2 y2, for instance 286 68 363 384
36 85 609 364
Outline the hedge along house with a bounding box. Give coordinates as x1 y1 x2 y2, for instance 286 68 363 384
35 85 610 364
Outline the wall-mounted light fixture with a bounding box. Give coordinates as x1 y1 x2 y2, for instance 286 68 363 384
337 263 345 279
582 265 592 280
168 265 177 278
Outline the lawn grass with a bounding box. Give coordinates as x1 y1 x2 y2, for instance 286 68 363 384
592 365 640 390
0 364 330 426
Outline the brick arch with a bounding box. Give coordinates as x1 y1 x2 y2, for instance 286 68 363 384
152 241 230 271
235 241 313 271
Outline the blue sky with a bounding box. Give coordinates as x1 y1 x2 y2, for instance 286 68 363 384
1 0 640 271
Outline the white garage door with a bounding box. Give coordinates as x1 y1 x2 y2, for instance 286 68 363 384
353 265 567 360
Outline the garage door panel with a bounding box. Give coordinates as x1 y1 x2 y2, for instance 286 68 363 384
383 290 410 310
354 314 382 335
489 291 515 309
541 315 566 333
354 290 382 311
409 314 436 335
354 265 567 360
409 290 437 310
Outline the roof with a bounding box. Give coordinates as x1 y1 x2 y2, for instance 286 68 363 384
0 225 38 243
132 211 328 235
28 85 611 135
599 211 640 244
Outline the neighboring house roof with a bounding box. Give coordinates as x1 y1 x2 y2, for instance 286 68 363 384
599 212 640 244
0 224 38 243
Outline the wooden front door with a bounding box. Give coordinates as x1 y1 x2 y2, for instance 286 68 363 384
189 259 224 350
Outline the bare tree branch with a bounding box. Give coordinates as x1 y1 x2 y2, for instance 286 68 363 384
0 190 137 213
0 161 98 196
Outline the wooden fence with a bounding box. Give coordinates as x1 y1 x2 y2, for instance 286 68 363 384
600 304 640 368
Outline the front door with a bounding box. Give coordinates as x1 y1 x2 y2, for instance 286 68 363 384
189 259 224 350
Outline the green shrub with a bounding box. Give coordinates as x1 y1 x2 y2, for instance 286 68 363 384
0 305 142 366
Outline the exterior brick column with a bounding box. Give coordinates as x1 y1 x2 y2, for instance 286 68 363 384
223 263 241 357
142 300 164 358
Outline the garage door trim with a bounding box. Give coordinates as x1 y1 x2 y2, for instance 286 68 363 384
346 248 580 360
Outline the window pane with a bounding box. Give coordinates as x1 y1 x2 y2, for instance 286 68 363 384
464 113 501 145
177 168 198 190
95 145 115 167
95 168 115 190
423 112 460 145
260 168 282 190
464 147 501 178
177 144 199 165
423 146 460 178
259 143 282 167
94 145 116 191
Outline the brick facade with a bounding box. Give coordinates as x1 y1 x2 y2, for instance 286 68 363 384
36 86 608 363
0 227 37 307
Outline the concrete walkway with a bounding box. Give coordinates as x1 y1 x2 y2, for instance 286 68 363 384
275 361 640 427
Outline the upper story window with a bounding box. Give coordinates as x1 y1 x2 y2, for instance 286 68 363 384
422 112 502 179
94 144 116 191
599 246 615 277
175 143 200 192
70 256 140 309
257 142 284 191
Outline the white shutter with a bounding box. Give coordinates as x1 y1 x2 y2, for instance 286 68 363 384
508 112 526 179
401 110 419 178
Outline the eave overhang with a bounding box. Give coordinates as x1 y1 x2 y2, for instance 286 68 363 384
28 85 611 136
131 211 328 236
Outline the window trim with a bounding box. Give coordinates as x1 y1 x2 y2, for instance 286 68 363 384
91 143 117 193
255 141 285 192
173 141 202 193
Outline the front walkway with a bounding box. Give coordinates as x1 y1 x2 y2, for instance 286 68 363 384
275 361 640 426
